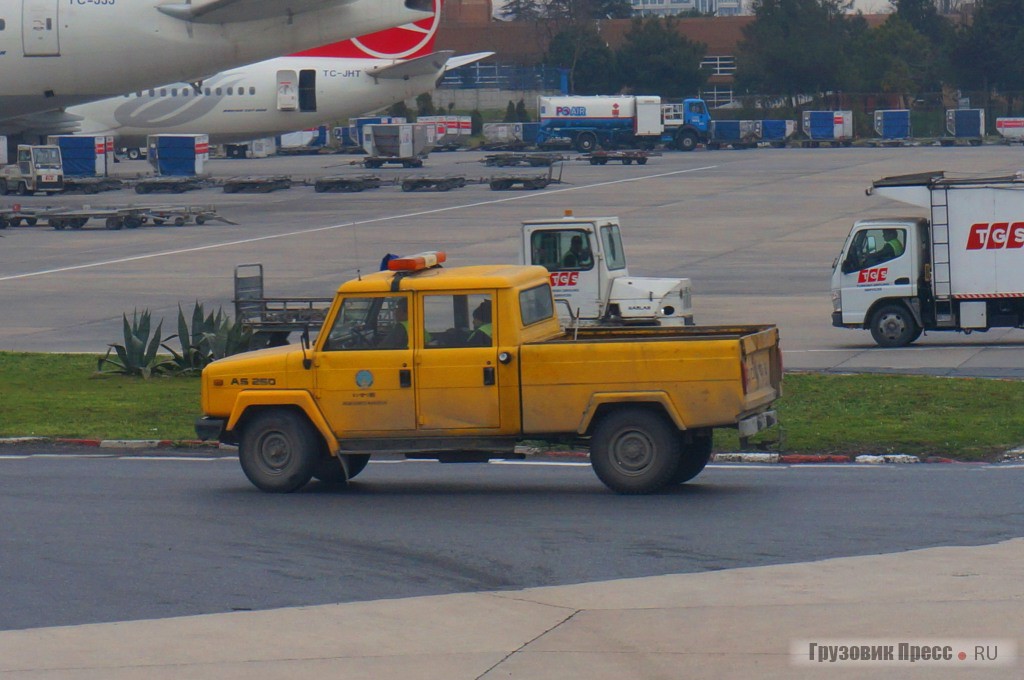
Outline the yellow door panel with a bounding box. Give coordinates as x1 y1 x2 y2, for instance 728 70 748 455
416 347 499 429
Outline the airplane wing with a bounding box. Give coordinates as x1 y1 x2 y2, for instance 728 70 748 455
443 52 494 72
0 110 83 137
367 51 455 80
157 0 360 24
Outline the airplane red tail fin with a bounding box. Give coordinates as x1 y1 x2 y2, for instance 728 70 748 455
291 0 441 60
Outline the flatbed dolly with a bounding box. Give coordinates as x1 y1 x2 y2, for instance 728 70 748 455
401 176 467 192
221 176 292 193
313 175 383 193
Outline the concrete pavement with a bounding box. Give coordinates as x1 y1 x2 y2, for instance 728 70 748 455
1 539 1020 679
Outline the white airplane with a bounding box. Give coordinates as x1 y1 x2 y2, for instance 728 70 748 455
0 0 431 125
54 3 491 147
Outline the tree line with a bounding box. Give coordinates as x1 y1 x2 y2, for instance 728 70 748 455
502 0 1024 118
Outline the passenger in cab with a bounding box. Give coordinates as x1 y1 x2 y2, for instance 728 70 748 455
465 300 493 347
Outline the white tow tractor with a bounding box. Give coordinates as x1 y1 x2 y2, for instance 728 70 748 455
521 213 694 326
0 145 64 196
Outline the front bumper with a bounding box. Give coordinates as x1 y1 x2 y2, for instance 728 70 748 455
195 417 225 441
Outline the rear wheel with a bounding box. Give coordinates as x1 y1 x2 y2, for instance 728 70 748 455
673 430 713 484
590 408 680 494
575 132 598 153
870 303 920 347
239 410 319 493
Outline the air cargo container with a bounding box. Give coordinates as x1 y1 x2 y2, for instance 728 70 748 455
362 123 436 168
482 122 539 147
831 172 1024 346
873 110 911 141
708 120 761 149
760 119 797 147
995 118 1024 144
801 110 854 146
46 136 114 176
941 109 984 146
417 115 472 149
147 134 209 176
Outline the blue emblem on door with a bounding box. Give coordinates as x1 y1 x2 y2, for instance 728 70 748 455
355 370 374 388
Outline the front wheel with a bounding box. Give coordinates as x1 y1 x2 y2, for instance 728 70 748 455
675 130 698 152
238 410 319 492
590 408 680 494
870 303 920 347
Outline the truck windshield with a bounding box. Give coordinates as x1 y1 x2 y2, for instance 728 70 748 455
32 148 62 168
600 225 626 270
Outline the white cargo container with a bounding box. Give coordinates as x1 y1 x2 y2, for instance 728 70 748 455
831 172 1024 346
996 118 1024 143
418 115 472 148
363 123 436 168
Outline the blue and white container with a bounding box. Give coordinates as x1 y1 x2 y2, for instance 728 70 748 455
802 110 854 142
146 134 208 176
46 135 114 176
873 110 911 140
946 109 984 139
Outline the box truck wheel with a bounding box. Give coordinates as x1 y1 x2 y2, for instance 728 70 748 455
239 409 319 493
870 304 921 348
575 132 598 153
590 407 680 494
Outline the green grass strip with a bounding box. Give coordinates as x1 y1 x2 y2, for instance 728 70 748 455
1 353 1022 460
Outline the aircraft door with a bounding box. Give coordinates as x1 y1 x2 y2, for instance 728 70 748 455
298 69 317 112
22 0 59 56
276 70 298 111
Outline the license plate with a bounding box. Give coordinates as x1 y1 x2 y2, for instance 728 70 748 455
42 174 57 182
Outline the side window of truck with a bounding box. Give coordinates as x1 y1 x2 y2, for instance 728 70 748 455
530 230 594 271
848 228 906 271
600 224 627 270
322 295 410 351
422 294 493 348
520 284 555 326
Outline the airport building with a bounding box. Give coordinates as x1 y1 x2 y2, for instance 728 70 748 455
630 0 744 17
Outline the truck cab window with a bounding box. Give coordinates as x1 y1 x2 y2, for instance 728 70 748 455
601 224 627 270
520 284 555 326
423 294 492 348
530 230 593 271
322 296 409 350
845 227 906 272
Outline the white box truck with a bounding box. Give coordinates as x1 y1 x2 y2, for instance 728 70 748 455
831 172 1024 346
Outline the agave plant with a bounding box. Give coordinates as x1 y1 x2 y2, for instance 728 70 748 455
162 302 254 373
97 309 176 378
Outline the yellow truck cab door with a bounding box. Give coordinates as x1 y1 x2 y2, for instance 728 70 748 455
314 294 416 435
416 292 501 430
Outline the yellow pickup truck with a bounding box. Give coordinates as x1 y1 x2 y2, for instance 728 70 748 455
196 252 782 494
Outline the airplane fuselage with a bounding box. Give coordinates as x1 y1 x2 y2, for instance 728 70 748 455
69 56 443 145
0 0 427 120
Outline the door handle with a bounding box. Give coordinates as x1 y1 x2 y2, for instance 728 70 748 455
483 366 495 386
399 369 411 388
895 277 910 285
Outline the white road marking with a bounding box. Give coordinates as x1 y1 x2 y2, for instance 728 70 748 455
0 166 718 282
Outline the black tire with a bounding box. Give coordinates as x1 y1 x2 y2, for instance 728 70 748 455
127 148 141 160
238 410 319 493
870 303 920 348
589 157 600 165
195 216 206 225
124 216 142 229
25 217 38 226
105 217 122 230
673 430 713 484
637 157 648 165
174 217 185 226
590 408 681 494
313 453 370 485
676 130 698 152
575 133 598 153
18 182 31 196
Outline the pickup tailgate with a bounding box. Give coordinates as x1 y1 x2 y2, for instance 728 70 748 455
739 325 782 412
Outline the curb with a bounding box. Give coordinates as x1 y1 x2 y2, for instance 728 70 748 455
0 438 1000 464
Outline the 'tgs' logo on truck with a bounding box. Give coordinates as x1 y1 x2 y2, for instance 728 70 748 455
550 271 580 287
858 267 888 284
966 222 1024 249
